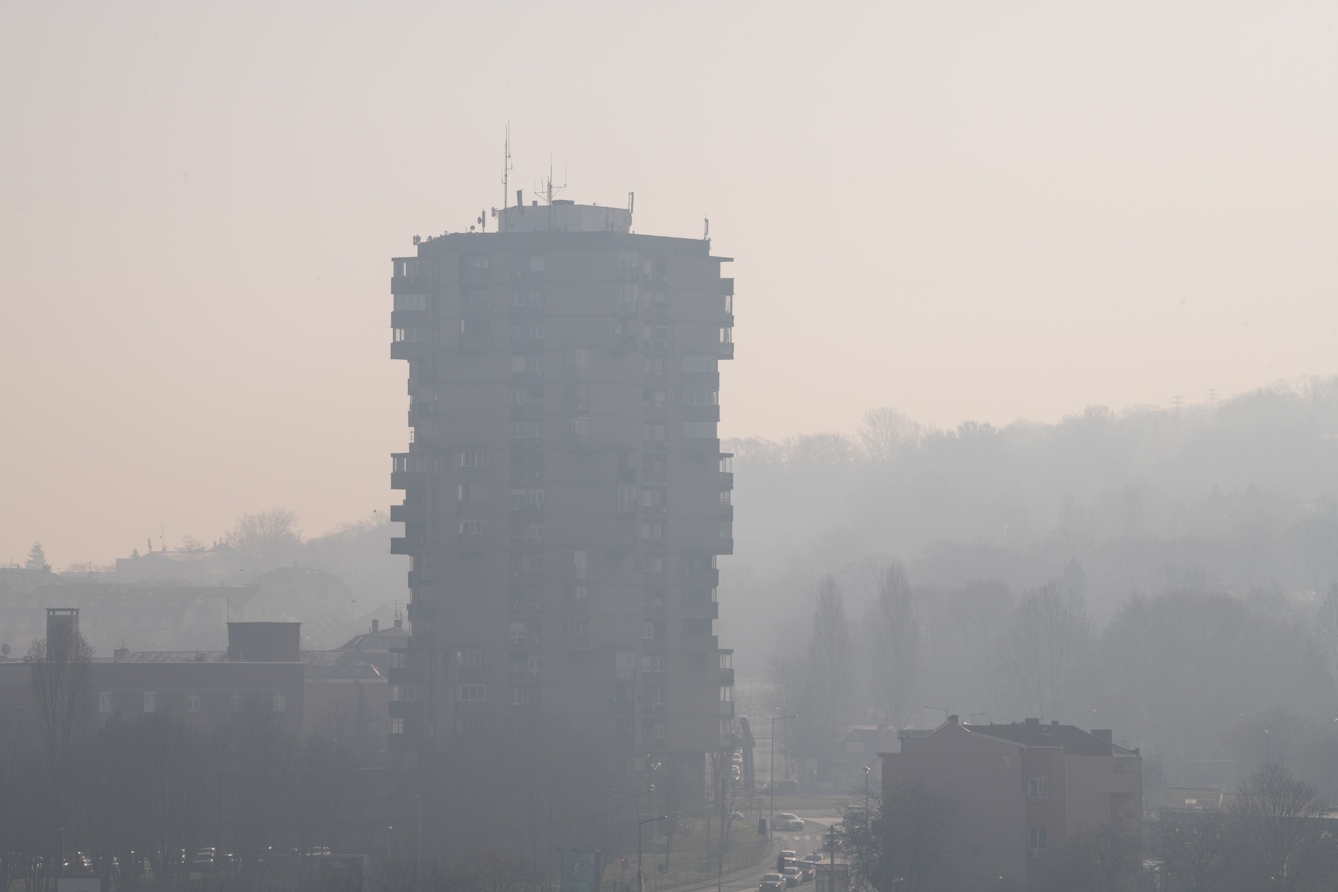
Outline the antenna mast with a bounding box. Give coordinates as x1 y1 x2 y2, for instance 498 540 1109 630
501 123 513 212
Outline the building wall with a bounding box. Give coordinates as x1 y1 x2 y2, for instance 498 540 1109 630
1063 750 1142 837
881 723 1027 886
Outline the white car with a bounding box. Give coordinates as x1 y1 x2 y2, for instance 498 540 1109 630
774 813 805 831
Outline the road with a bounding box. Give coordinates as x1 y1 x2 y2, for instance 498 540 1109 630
663 808 841 892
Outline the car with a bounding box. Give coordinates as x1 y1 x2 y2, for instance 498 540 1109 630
774 813 805 831
799 864 816 882
760 874 785 892
801 854 825 864
782 867 801 887
732 751 744 764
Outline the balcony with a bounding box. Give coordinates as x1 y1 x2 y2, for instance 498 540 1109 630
390 341 433 361
389 700 424 719
720 668 734 686
719 505 734 522
719 472 733 490
390 471 429 491
390 537 426 555
683 405 719 423
718 342 734 360
683 568 720 587
390 502 426 523
720 701 734 717
682 438 720 455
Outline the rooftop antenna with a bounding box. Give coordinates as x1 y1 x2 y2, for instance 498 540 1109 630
501 122 512 214
538 157 567 205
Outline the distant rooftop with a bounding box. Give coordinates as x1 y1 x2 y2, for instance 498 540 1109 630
497 200 631 234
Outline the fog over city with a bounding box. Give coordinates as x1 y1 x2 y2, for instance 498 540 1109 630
2 4 1338 892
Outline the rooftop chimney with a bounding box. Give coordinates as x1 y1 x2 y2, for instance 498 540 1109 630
372 619 379 634
1052 720 1061 727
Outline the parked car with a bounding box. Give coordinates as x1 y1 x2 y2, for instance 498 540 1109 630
774 813 805 831
760 874 785 892
782 867 801 887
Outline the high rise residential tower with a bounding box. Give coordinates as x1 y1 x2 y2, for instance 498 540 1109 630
387 199 735 783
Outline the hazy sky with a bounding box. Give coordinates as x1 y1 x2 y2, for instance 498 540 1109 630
3 2 1336 567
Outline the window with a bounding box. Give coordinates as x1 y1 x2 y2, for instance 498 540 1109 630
720 521 732 540
644 357 665 375
619 252 639 280
1028 777 1048 799
1115 757 1139 773
620 284 638 315
460 650 484 671
683 422 716 439
458 685 487 702
641 522 664 544
391 718 405 735
643 622 655 640
682 390 718 406
572 550 588 580
617 484 638 513
720 490 732 505
188 692 201 713
512 322 543 339
642 655 665 673
272 692 285 712
459 520 489 535
461 450 490 468
564 619 588 639
98 691 111 714
682 355 714 373
394 294 428 311
720 653 732 669
527 655 542 678
511 388 528 406
646 389 666 409
719 326 732 343
510 622 527 646
562 416 589 435
231 692 242 712
615 651 637 681
511 422 543 442
461 318 488 336
643 422 666 444
143 691 156 713
567 349 590 369
1028 827 1048 852
642 488 665 509
509 688 526 706
461 483 489 501
652 721 666 741
393 685 418 701
513 289 543 308
466 254 489 268
654 688 666 705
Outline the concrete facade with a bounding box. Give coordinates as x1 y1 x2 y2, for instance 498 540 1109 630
880 717 1141 889
386 202 735 777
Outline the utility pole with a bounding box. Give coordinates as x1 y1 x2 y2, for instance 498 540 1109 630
415 794 422 869
770 715 798 846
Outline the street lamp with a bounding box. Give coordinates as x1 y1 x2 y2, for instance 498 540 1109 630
769 714 798 847
638 815 667 892
608 787 655 892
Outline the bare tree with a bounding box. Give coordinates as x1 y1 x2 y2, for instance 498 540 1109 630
1231 763 1338 892
1313 583 1338 681
228 508 303 570
1034 821 1142 892
857 407 920 461
28 616 94 853
868 564 920 727
809 576 855 734
849 781 958 892
1150 811 1241 892
994 582 1092 720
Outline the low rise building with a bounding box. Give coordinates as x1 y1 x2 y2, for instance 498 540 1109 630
881 716 1141 888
